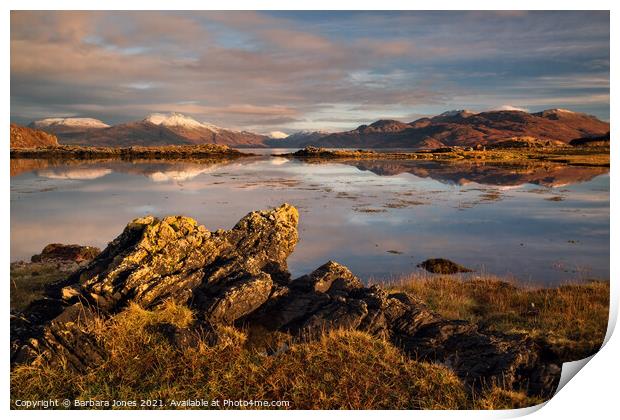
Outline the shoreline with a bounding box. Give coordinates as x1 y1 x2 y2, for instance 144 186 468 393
10 144 253 160
9 142 610 168
275 145 610 167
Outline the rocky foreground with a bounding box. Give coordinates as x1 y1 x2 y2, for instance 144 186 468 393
11 204 563 398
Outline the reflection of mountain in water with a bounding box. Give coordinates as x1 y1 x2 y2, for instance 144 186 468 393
11 157 609 188
147 166 221 182
11 158 236 181
37 168 113 180
346 160 608 187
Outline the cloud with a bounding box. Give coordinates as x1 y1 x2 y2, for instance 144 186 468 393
10 11 610 130
497 105 530 112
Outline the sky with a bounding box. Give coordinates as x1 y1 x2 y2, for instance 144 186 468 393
10 10 610 133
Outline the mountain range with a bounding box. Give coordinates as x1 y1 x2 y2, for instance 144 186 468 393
28 113 268 147
21 109 609 149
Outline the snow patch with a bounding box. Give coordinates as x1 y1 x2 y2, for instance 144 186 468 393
144 112 206 129
144 112 224 133
268 131 289 139
438 109 473 117
32 117 109 129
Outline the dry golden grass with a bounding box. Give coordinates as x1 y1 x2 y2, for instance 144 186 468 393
11 272 609 409
472 387 544 410
386 274 609 361
11 302 469 410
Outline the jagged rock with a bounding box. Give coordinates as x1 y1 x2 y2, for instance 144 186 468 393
11 303 104 371
11 204 561 398
417 258 473 274
196 271 273 324
291 261 363 293
12 204 299 366
37 204 298 315
31 243 101 263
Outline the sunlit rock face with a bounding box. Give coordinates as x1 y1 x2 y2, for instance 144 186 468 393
10 124 59 148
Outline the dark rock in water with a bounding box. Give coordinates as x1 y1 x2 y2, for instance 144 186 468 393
31 243 101 263
417 258 473 274
11 204 561 397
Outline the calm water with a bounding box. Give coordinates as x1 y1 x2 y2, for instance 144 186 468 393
10 150 610 285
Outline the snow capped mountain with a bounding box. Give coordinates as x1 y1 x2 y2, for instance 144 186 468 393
26 112 269 147
142 112 228 134
143 112 206 129
268 131 289 139
31 117 109 129
293 130 330 136
265 130 330 147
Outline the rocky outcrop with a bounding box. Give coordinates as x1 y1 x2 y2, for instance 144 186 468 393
10 124 59 148
417 258 473 274
10 204 562 397
31 244 101 263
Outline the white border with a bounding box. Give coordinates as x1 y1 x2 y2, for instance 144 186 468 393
3 2 617 419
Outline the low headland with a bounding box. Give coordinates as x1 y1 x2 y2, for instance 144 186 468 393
10 144 251 160
10 204 609 409
279 140 610 168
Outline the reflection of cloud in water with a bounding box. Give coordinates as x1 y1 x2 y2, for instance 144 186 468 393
37 168 113 180
11 157 609 284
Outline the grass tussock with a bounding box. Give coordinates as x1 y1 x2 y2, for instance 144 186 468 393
387 274 609 360
12 302 469 409
11 272 608 409
472 387 544 410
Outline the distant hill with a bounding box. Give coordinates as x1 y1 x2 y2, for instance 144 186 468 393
29 113 269 147
284 109 609 149
22 108 609 149
10 124 59 148
265 130 331 148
